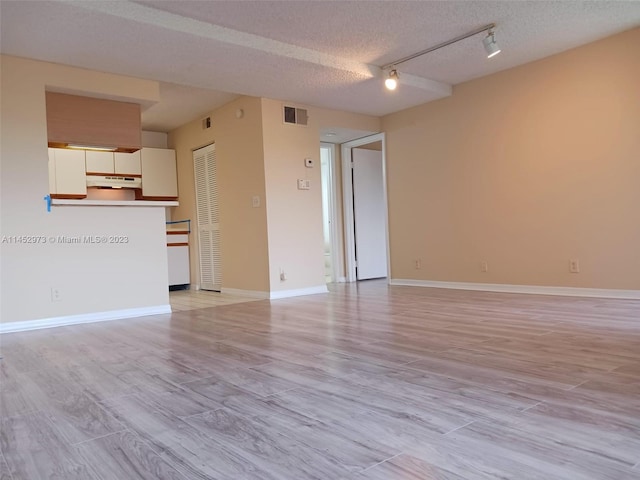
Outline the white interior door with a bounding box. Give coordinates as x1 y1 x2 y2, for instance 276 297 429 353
193 144 222 291
352 148 388 280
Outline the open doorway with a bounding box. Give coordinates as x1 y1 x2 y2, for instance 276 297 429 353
341 133 389 283
320 143 339 283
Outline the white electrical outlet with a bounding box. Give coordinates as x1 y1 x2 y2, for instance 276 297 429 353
51 287 62 302
279 269 287 281
569 259 580 273
297 179 310 190
252 195 260 208
414 259 421 269
480 261 489 273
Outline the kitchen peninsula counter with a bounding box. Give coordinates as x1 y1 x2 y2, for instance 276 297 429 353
51 199 178 207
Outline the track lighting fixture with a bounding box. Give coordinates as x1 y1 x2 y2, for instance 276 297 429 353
381 23 501 90
385 69 399 90
483 29 501 58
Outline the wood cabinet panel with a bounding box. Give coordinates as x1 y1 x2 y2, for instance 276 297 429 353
46 92 141 153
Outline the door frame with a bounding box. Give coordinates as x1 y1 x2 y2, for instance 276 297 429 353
320 142 341 283
341 133 390 283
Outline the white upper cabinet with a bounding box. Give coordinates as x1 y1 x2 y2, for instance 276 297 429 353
141 148 178 198
85 151 115 174
85 151 141 176
114 151 141 175
48 147 172 200
48 148 87 197
48 149 57 194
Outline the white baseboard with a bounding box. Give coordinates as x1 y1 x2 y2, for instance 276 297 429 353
0 304 172 334
390 279 640 299
220 288 269 299
269 285 329 300
336 276 347 283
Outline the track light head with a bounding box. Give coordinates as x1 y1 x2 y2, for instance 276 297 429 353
385 69 399 90
483 30 501 58
380 23 501 91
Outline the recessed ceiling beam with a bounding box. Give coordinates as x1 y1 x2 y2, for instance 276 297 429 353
63 0 452 97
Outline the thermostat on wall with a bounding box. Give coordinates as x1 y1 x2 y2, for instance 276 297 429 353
304 158 314 168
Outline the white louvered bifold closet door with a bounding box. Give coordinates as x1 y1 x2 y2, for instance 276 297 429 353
193 144 222 291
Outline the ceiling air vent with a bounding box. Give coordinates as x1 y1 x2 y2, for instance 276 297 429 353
283 106 308 126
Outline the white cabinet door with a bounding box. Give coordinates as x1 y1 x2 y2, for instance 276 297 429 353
193 143 221 291
85 151 114 174
141 148 178 198
49 148 87 197
167 245 190 286
48 149 57 194
114 151 141 175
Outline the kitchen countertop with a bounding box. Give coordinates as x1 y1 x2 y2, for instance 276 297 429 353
52 199 179 207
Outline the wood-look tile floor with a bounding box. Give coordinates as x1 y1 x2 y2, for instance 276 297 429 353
169 289 261 312
1 280 640 479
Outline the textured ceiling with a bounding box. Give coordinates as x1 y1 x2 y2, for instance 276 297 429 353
320 127 378 145
142 83 238 133
1 1 639 132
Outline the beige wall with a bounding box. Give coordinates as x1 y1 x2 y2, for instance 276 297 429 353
1 55 169 324
261 98 326 291
168 97 271 292
169 96 380 294
142 131 168 148
383 28 640 290
314 108 381 134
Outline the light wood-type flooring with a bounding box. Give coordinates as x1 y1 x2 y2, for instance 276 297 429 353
1 280 640 479
169 288 262 312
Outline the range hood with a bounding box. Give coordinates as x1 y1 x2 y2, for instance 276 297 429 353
86 175 142 189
